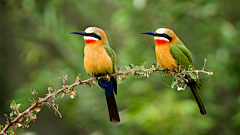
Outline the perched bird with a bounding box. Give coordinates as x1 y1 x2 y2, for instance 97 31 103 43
70 27 120 122
142 28 206 115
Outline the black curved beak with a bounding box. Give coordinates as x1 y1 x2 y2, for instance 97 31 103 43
142 31 172 41
141 32 157 36
69 31 101 40
69 31 87 36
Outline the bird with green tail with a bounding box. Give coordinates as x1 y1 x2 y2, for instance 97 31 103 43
142 28 206 115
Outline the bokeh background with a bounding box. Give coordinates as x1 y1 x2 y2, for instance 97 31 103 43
1 0 240 135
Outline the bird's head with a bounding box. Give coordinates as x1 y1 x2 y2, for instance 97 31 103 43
70 27 108 45
142 28 176 45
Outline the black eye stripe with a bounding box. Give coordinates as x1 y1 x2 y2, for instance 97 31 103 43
91 33 101 40
156 33 172 41
84 33 101 40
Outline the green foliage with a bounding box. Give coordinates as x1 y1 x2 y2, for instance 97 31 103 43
0 61 213 134
0 0 239 135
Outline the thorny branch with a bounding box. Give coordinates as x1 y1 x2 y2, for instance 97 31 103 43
0 61 213 135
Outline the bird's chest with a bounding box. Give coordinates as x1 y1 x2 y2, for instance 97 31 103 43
155 45 178 71
84 44 113 75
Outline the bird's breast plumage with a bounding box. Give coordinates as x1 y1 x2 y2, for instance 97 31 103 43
84 44 113 76
155 44 178 71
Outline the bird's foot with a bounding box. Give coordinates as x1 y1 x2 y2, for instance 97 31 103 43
163 69 169 76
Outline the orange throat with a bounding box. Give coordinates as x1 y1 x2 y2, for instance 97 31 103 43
155 39 169 45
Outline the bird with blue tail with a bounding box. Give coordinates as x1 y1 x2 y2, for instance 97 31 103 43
70 27 120 123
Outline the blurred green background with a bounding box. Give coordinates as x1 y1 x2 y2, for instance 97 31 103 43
1 0 240 135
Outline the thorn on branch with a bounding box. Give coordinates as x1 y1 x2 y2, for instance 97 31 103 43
4 114 12 124
34 93 38 104
48 87 53 95
202 58 207 71
76 74 82 84
14 104 20 115
27 110 35 122
62 75 68 85
146 70 149 78
119 61 123 72
87 82 93 88
18 121 26 129
47 100 62 118
122 73 127 80
142 61 146 68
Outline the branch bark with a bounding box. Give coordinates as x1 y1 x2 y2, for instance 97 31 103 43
0 62 212 134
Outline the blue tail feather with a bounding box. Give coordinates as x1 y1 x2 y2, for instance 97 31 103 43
98 78 114 96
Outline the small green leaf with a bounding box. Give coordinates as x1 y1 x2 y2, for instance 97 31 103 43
0 124 4 130
16 103 21 109
18 123 22 128
143 72 147 76
68 85 73 91
136 70 145 75
38 103 44 107
131 71 135 74
45 102 51 108
52 94 56 99
134 73 139 77
189 73 197 80
173 75 178 79
9 111 14 117
48 87 53 91
157 66 163 70
129 64 134 69
124 66 130 70
8 129 15 134
151 62 157 68
61 93 66 99
28 97 35 102
171 80 178 89
29 88 36 95
149 68 155 73
10 100 16 110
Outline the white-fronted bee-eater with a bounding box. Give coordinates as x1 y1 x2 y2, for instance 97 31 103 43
70 27 120 122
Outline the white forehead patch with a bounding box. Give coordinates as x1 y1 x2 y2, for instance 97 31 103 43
155 28 167 34
85 27 96 33
154 37 169 42
83 36 98 41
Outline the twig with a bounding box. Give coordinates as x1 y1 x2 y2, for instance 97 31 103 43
146 70 149 78
34 93 38 104
27 110 34 122
14 104 20 115
18 121 26 128
202 59 207 71
47 100 62 118
4 114 12 124
119 61 123 72
142 61 146 68
0 62 212 134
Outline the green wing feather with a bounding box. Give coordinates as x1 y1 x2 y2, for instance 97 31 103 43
170 42 206 115
170 44 200 87
104 45 117 73
104 45 117 94
170 44 193 69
